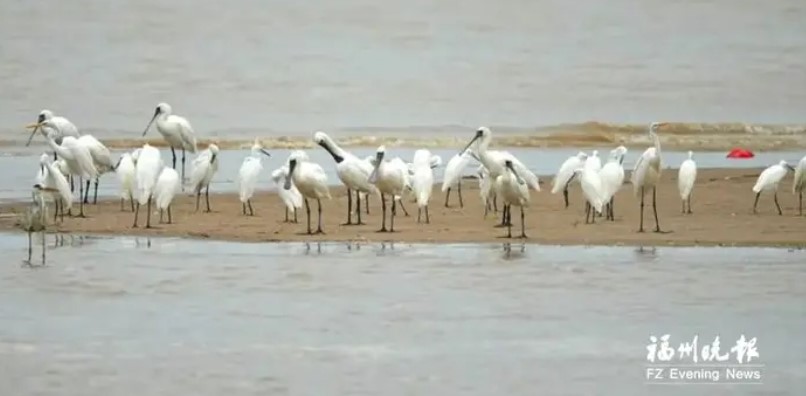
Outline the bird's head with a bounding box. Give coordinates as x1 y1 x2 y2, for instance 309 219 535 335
649 122 668 134
25 111 57 146
375 145 387 163
143 103 170 137
312 131 329 146
688 150 694 159
37 110 52 123
780 160 795 172
251 138 270 158
504 159 524 185
460 127 490 156
208 144 220 162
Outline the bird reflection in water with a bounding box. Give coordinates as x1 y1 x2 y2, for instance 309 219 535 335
304 242 322 255
501 242 526 260
633 246 658 262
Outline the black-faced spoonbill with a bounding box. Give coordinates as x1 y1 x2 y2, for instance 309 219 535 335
496 160 530 238
368 146 408 232
271 164 303 223
551 152 587 209
314 131 376 225
132 144 162 228
142 103 198 182
752 160 795 215
284 151 331 234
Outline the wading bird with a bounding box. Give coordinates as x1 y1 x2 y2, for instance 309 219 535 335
142 103 198 182
314 131 376 225
271 164 302 223
285 151 330 234
33 120 97 217
236 138 271 216
441 151 473 208
77 134 114 204
20 185 49 265
115 152 137 211
551 152 587 208
154 167 180 224
794 155 806 215
411 149 435 223
477 165 497 217
496 160 530 238
461 127 540 227
36 154 72 222
599 146 627 221
678 151 697 214
26 109 79 150
133 144 162 228
369 146 408 232
752 160 794 215
579 158 605 224
631 122 667 232
190 143 220 213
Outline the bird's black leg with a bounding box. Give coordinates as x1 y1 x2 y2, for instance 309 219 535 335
458 180 464 208
242 202 246 215
444 187 451 207
181 148 186 184
687 194 693 214
171 147 177 169
378 194 387 232
316 199 324 234
159 209 164 224
130 193 135 212
83 180 91 204
27 232 32 263
365 194 370 214
753 192 760 214
343 188 353 225
417 207 421 223
638 187 645 232
195 191 201 212
78 177 85 217
146 196 152 228
520 206 527 238
168 205 173 224
248 200 254 216
425 205 430 224
774 192 782 216
294 208 298 223
391 195 397 232
355 190 363 224
304 198 312 234
41 231 46 265
563 188 569 209
133 202 139 228
93 178 99 204
398 199 409 216
652 187 661 232
205 185 211 212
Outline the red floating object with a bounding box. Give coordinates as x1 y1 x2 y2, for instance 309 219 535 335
727 148 754 159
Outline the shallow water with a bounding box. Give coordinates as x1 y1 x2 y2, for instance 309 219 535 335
1 0 805 140
0 233 804 394
1 146 803 203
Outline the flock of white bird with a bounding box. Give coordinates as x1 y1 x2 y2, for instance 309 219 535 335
25 105 806 240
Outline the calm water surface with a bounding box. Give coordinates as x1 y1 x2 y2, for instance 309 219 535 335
0 233 804 395
1 0 804 138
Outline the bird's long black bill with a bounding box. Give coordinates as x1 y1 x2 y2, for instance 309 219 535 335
460 136 479 156
142 114 157 137
260 149 271 158
25 126 39 146
284 161 296 190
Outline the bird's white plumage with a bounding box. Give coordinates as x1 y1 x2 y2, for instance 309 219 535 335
37 154 72 211
753 161 791 193
78 134 114 174
144 103 198 153
154 167 180 210
286 151 331 200
411 149 435 207
441 151 473 192
599 147 627 204
369 146 408 198
585 150 602 173
40 124 98 181
678 151 697 200
314 131 377 195
477 165 495 208
237 139 270 203
116 152 136 202
580 160 605 214
135 144 162 205
551 152 587 194
496 163 530 208
271 166 303 212
28 110 79 146
190 144 220 194
467 127 540 192
631 124 664 196
793 156 806 194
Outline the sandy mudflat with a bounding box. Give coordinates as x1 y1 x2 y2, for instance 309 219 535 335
1 168 805 247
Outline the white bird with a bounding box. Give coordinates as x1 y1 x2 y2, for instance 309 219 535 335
142 102 198 182
495 160 530 238
115 152 137 212
236 138 271 216
36 153 72 222
368 145 408 232
441 151 473 208
190 143 220 213
77 134 114 204
752 160 794 215
477 165 497 217
586 150 602 173
411 149 436 223
631 122 667 232
34 120 98 217
579 157 606 224
284 150 331 234
793 155 806 216
154 167 181 224
21 186 49 265
461 127 540 227
133 144 162 228
271 165 303 223
599 146 628 220
26 109 79 148
363 155 411 217
314 131 377 225
678 151 698 214
551 151 588 208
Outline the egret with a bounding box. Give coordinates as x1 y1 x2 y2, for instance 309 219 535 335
631 122 667 232
77 134 114 204
411 149 435 223
236 138 271 216
142 103 198 182
579 159 605 224
190 143 220 213
495 160 530 238
599 146 627 220
793 155 806 215
154 167 180 224
33 120 97 217
314 131 376 225
368 146 408 232
441 151 473 208
752 160 794 215
551 152 587 208
678 151 698 214
271 165 302 223
461 127 540 227
477 165 497 217
20 186 48 265
284 150 331 234
133 144 162 228
115 152 137 212
36 154 72 222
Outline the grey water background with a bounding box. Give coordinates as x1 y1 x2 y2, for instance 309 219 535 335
0 233 804 395
1 145 803 203
1 0 805 139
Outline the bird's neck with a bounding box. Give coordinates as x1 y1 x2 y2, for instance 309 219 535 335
651 132 661 156
320 139 346 163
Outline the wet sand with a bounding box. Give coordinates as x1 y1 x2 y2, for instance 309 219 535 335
1 168 805 247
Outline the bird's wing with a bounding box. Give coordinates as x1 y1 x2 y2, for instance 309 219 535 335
189 157 210 191
82 135 114 171
630 150 654 194
505 154 540 192
237 159 263 201
66 140 99 178
430 155 443 169
175 117 198 153
552 157 582 194
441 154 471 191
45 163 73 209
